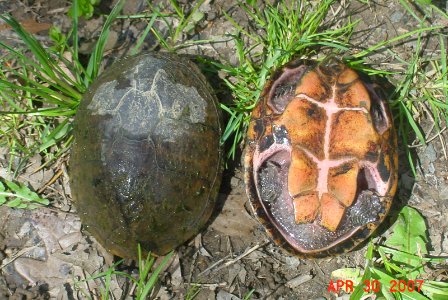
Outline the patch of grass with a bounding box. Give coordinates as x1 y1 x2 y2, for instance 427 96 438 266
207 0 356 159
0 178 49 209
185 283 201 300
332 207 448 299
0 0 125 200
116 0 212 54
146 0 217 52
0 0 446 298
68 0 101 19
135 249 174 299
74 247 174 299
390 33 448 174
390 0 448 174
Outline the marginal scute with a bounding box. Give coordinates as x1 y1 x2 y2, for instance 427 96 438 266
268 65 309 113
253 118 266 139
369 90 390 134
376 151 392 183
336 67 358 84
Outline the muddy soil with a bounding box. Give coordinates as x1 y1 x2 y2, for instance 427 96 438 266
0 0 447 299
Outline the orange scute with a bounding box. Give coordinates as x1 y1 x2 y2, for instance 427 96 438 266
288 148 318 196
328 162 359 207
276 99 326 159
330 110 379 159
335 80 371 109
294 70 328 102
293 193 320 224
320 193 345 231
337 68 358 84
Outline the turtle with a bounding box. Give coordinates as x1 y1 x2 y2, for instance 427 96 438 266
70 52 223 259
244 58 398 257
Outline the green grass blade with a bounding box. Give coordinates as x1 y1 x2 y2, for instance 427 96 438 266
86 0 125 83
173 0 205 42
168 0 184 18
130 12 158 55
440 35 448 125
71 0 80 73
38 119 72 152
398 0 423 23
353 26 443 59
399 101 426 144
0 41 83 99
0 14 56 78
138 251 173 299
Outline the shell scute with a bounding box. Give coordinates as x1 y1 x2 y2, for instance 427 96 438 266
294 70 330 103
288 147 318 196
292 192 319 223
275 99 326 159
328 162 359 207
329 110 380 159
335 80 371 108
320 193 346 231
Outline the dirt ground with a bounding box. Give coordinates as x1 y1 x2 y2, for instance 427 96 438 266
0 0 447 299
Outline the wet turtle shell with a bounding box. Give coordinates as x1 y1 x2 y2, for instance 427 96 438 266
70 52 223 259
244 59 398 257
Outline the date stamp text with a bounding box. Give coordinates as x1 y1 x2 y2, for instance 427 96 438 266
328 279 425 293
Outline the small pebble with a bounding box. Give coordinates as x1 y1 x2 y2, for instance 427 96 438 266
440 186 448 200
424 174 438 186
207 11 217 20
424 144 437 163
230 176 241 188
285 274 312 289
284 256 301 268
390 11 404 23
428 163 435 174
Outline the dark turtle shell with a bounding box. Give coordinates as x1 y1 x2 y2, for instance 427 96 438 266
244 59 398 257
70 52 223 258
